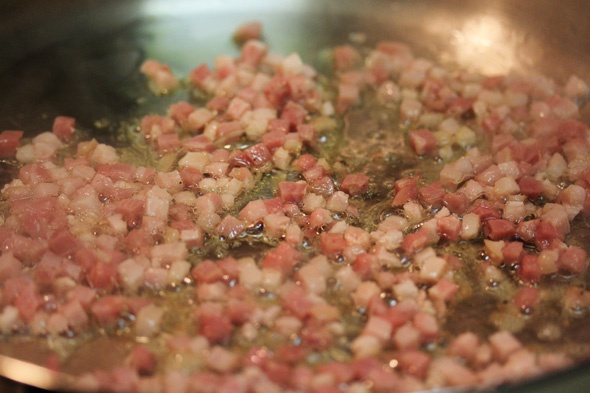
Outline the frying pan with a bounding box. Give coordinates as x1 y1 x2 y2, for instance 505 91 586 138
0 0 589 391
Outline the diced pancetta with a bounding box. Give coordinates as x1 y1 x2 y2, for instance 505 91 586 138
0 28 587 393
140 59 179 94
0 130 24 157
409 129 438 156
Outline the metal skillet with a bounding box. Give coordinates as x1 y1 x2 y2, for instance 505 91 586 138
0 0 589 391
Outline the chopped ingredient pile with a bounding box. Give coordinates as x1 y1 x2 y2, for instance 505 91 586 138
0 22 590 393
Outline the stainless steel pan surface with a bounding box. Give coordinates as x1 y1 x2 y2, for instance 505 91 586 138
0 1 589 392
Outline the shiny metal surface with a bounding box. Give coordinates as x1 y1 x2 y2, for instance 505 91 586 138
0 0 589 391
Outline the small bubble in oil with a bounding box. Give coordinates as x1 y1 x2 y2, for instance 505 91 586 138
520 306 533 315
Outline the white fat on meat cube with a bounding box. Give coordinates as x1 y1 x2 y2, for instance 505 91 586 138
89 143 119 165
352 281 381 309
167 260 191 285
351 334 382 359
297 256 331 295
145 185 172 220
334 265 361 293
238 257 262 290
420 255 447 282
178 152 211 171
118 258 147 291
461 213 481 240
135 304 165 338
393 279 419 300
